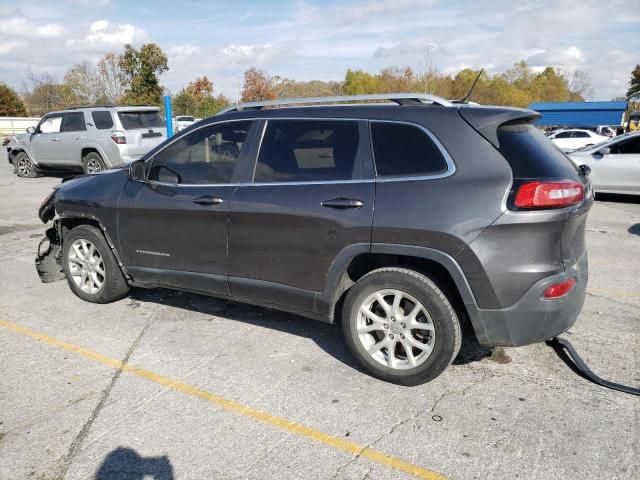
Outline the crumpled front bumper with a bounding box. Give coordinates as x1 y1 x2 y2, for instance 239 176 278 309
35 223 64 283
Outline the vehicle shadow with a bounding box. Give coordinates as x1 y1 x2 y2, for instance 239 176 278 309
94 447 174 480
129 288 489 372
595 193 640 204
628 224 640 236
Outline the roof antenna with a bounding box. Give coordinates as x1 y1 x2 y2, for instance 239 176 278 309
460 68 484 104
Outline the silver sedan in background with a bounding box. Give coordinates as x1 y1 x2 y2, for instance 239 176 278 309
568 132 640 195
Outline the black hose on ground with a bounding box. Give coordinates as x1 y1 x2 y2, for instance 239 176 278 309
546 337 640 397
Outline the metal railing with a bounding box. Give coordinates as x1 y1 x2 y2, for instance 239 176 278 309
0 117 40 136
217 93 453 115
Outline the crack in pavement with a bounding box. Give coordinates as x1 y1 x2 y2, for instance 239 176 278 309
329 368 488 479
53 317 155 480
586 292 640 311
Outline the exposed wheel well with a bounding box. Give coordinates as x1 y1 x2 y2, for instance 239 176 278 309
81 148 102 160
334 253 472 334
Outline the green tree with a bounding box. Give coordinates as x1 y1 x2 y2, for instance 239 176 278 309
173 76 230 118
343 69 381 95
627 65 640 101
119 43 169 106
0 83 27 116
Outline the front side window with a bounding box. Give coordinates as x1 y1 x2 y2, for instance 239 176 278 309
62 112 87 132
611 137 640 155
148 121 252 185
118 110 164 130
38 115 62 134
92 111 114 129
371 122 448 177
254 120 360 183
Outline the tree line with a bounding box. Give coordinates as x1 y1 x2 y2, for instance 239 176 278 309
1 41 639 119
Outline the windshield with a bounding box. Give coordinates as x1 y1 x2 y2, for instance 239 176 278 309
118 110 165 130
573 132 637 152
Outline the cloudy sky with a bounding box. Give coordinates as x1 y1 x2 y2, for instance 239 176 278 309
1 0 638 101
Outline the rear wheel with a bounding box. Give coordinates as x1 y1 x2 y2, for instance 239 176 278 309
14 152 39 178
342 267 461 385
62 225 129 303
82 152 106 174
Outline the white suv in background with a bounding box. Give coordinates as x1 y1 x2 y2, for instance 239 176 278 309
6 106 167 177
547 128 608 152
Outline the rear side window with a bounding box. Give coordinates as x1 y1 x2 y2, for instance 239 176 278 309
573 131 589 138
254 120 360 183
118 111 164 130
92 111 114 129
497 122 579 178
62 112 86 132
371 122 448 177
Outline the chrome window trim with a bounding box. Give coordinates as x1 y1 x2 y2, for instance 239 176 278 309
143 117 454 187
370 120 456 183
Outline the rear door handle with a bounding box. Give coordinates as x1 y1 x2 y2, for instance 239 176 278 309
192 195 224 206
321 197 364 209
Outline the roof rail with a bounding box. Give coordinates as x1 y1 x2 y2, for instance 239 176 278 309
217 93 453 115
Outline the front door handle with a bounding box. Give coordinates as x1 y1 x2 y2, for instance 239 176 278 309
192 195 224 206
321 197 364 209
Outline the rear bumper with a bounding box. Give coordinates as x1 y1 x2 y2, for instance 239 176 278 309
468 251 588 347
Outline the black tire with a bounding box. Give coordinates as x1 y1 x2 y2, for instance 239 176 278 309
82 152 106 174
62 225 129 303
341 267 461 386
14 151 39 178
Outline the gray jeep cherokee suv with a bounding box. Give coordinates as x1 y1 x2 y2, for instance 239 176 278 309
7 106 166 177
36 93 593 385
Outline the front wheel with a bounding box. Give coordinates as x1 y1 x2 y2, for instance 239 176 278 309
14 152 39 178
62 225 129 303
342 267 461 385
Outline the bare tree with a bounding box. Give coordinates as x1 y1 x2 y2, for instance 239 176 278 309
23 71 64 116
98 53 125 103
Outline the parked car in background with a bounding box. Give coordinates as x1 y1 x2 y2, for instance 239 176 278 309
595 125 616 137
568 132 640 195
6 106 167 177
547 129 608 152
35 93 593 385
173 115 197 132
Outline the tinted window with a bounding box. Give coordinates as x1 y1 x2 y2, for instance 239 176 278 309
149 121 252 185
38 115 62 134
62 112 86 132
555 131 572 138
92 111 114 129
371 122 448 177
118 111 164 130
176 116 195 122
254 120 360 183
611 137 640 154
573 131 589 138
497 122 579 178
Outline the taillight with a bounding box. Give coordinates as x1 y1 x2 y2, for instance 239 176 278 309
110 131 126 144
543 277 577 299
514 180 583 209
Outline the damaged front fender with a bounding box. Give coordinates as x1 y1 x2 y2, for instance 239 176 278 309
35 222 65 283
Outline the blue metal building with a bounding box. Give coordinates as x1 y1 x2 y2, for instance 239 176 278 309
528 101 628 127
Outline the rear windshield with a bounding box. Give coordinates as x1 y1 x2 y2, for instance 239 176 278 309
118 110 164 130
497 122 579 179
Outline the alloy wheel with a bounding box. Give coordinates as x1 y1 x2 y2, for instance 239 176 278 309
68 238 106 294
356 289 436 369
85 158 103 174
17 157 34 177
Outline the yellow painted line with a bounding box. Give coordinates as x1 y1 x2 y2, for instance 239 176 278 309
0 319 447 480
588 287 640 299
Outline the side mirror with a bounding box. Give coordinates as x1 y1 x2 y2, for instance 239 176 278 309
26 126 36 134
129 160 146 181
597 147 610 155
